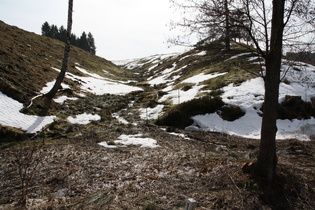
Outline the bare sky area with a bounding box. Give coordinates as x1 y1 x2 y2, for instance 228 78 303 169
0 0 187 60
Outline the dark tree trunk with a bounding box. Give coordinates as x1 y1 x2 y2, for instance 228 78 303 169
254 0 285 182
45 0 73 100
224 0 230 51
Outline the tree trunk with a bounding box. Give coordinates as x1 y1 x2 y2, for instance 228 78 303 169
254 0 285 182
224 0 230 51
45 0 73 99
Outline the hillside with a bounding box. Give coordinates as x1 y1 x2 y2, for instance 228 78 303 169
0 20 135 104
116 44 315 140
0 21 314 209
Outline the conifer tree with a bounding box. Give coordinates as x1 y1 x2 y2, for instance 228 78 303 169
58 25 67 43
87 32 96 55
41 21 50 37
50 25 59 39
78 32 89 52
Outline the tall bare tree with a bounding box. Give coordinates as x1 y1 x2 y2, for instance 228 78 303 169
169 0 238 50
254 0 286 182
170 0 315 182
234 0 315 182
45 0 73 99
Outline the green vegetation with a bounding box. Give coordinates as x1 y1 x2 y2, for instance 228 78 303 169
155 96 224 128
41 21 96 55
219 105 245 121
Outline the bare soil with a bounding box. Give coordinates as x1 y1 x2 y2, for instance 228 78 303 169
0 124 314 210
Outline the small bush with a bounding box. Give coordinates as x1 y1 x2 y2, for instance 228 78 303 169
260 95 315 120
277 96 315 120
182 84 193 91
209 89 224 97
155 96 224 128
218 105 245 121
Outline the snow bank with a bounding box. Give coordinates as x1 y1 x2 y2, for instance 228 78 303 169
0 92 55 133
51 67 142 95
188 63 315 141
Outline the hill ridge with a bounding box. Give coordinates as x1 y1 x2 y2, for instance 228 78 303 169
0 20 134 104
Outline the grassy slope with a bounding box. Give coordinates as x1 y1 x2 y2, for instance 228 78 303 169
0 20 133 104
120 43 264 126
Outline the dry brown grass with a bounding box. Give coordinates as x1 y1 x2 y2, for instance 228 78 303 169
0 126 314 209
0 20 132 105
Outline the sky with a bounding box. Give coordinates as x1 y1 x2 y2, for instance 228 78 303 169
0 0 186 60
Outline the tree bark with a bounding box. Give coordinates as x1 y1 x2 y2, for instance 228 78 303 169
224 0 230 51
45 0 73 100
255 0 285 182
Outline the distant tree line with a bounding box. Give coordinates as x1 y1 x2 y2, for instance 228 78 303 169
41 21 96 55
286 52 315 65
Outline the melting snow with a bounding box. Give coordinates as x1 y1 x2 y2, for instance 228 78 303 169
139 105 164 120
99 134 160 148
51 67 142 95
112 113 129 125
54 96 78 104
0 92 55 133
188 63 315 141
67 113 101 125
182 72 227 84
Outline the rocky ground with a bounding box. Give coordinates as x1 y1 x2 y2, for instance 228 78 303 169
0 122 314 209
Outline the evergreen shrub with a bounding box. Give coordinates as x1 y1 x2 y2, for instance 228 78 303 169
155 96 224 128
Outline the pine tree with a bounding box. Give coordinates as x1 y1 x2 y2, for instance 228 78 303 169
70 33 78 46
41 21 50 37
58 25 67 43
50 25 59 39
41 22 97 54
78 32 89 52
87 32 96 55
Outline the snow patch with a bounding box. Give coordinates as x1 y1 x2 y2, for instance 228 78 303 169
51 67 142 95
99 134 160 148
54 96 78 104
187 63 315 140
0 92 56 133
182 72 227 84
139 105 164 120
67 113 101 124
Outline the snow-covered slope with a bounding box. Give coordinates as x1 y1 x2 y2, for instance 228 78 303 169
0 64 143 133
130 50 315 141
1 24 315 141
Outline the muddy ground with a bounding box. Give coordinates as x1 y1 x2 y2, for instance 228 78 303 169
0 123 314 210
